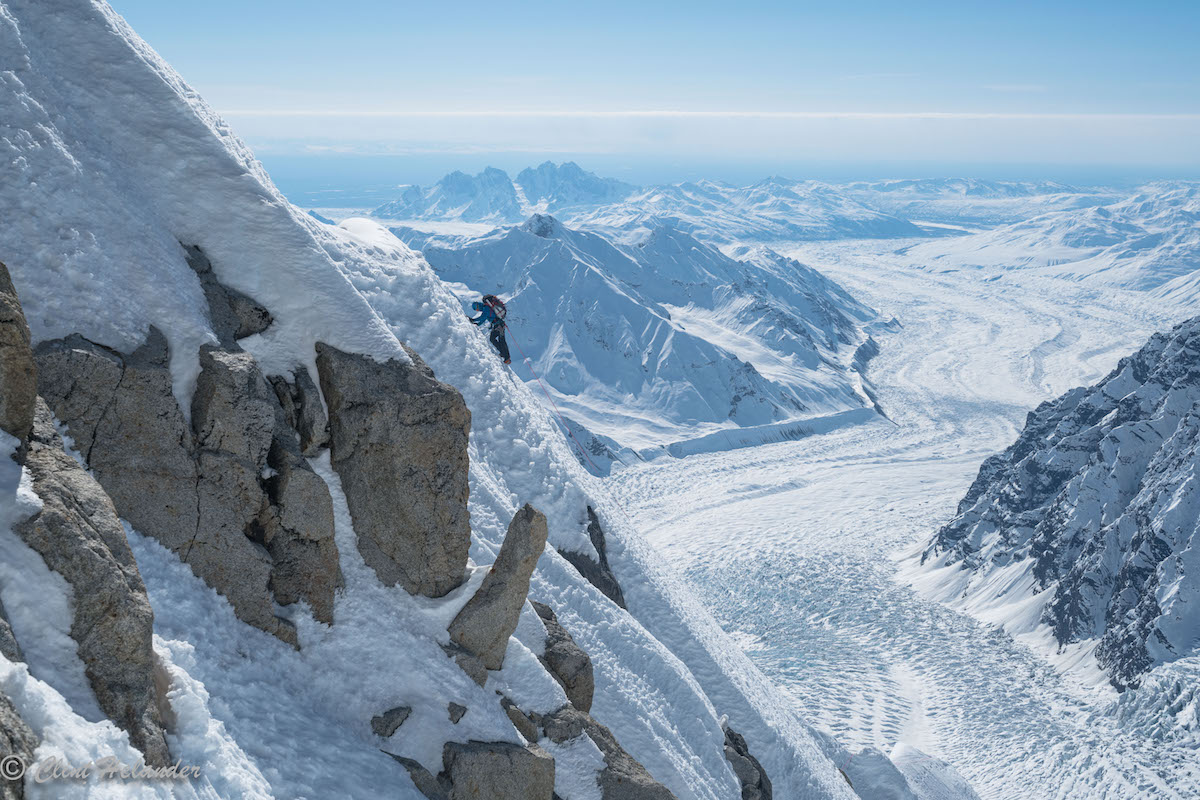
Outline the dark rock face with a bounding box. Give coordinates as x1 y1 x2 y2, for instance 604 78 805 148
315 342 471 598
0 598 20 663
14 400 170 766
926 316 1200 688
184 245 272 346
371 706 412 738
35 332 339 641
0 262 36 451
269 368 329 456
723 726 772 800
447 702 467 724
1 692 37 800
532 601 595 712
449 505 548 671
442 741 555 800
541 706 677 800
557 507 627 609
390 741 555 800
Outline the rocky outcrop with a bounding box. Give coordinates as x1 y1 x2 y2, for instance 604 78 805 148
269 368 329 456
390 741 555 800
723 726 772 800
442 741 555 800
315 342 470 597
13 400 171 766
184 245 272 347
371 706 412 738
558 507 627 609
35 331 339 642
0 599 20 664
448 703 467 724
541 706 677 800
0 262 36 452
925 316 1200 688
449 505 548 671
1 692 36 800
532 601 594 712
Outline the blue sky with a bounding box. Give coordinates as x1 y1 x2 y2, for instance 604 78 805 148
110 0 1200 186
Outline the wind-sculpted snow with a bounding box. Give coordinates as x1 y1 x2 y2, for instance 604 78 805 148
394 214 877 464
924 316 1200 689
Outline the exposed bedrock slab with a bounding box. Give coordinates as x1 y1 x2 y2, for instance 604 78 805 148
315 341 470 597
14 400 170 766
532 600 594 713
0 261 36 451
35 333 338 641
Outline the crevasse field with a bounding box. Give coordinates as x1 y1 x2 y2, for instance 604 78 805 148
607 237 1197 799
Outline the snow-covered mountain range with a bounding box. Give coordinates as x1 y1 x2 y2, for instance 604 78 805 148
372 162 636 223
0 2 957 799
393 214 880 469
565 178 928 244
919 317 1200 691
907 184 1200 304
840 178 1123 226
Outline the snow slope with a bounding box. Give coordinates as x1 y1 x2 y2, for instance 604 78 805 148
0 1 875 797
906 184 1200 305
393 214 878 466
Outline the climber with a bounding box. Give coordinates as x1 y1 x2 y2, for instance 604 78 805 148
469 294 511 364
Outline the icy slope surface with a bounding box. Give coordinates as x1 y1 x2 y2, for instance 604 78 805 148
610 237 1194 799
906 184 1200 304
923 316 1200 689
0 2 862 797
395 214 877 458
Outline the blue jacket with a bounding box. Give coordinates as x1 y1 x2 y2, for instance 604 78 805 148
469 301 504 330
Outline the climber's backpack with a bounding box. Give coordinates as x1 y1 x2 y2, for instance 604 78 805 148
483 294 507 321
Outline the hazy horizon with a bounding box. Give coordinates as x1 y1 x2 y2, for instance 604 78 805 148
109 0 1200 202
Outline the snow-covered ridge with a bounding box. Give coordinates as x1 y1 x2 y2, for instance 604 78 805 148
917 316 1200 691
393 213 879 470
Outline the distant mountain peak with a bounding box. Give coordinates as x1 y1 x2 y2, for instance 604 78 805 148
520 213 563 238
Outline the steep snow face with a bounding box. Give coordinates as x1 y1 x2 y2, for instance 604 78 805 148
0 2 867 798
0 0 405 411
397 214 876 462
922 317 1200 689
841 178 1122 226
373 167 523 222
516 161 636 213
568 177 926 244
907 184 1200 304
